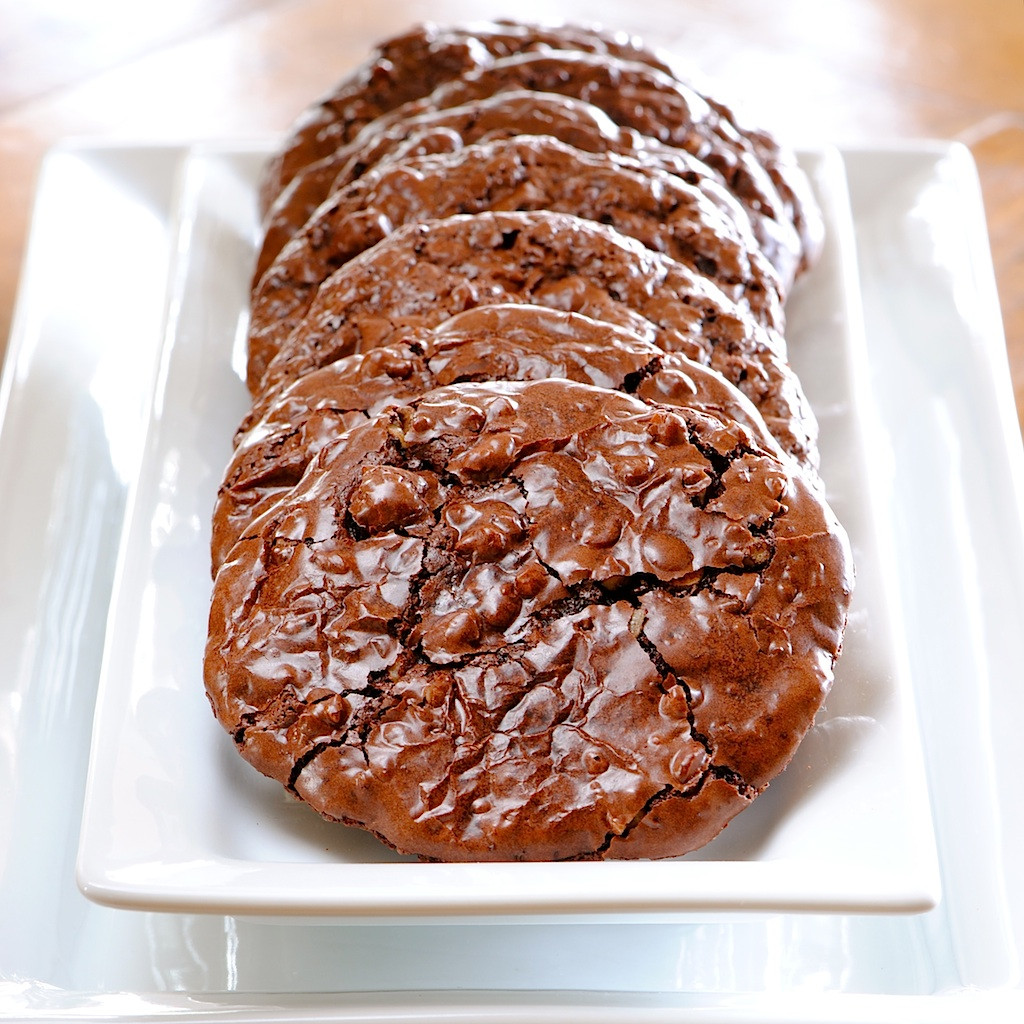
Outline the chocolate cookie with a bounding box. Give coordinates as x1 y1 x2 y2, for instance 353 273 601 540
204 377 852 861
257 89 631 287
259 22 818 276
258 19 679 215
395 51 819 270
216 304 778 572
255 211 817 467
253 89 636 295
254 89 792 293
261 88 808 296
248 135 784 389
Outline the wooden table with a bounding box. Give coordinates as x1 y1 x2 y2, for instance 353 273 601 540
2 0 1021 432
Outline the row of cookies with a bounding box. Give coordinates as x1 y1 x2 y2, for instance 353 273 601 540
204 20 854 862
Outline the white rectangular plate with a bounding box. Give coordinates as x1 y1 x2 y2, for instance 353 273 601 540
73 143 940 918
2 139 1021 1018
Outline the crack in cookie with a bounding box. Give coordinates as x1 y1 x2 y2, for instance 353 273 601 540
204 378 851 861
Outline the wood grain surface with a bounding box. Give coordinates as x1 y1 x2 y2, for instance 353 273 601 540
2 0 1021 431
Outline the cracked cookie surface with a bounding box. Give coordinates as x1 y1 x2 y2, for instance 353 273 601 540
204 378 852 861
254 89 799 304
215 304 779 572
249 135 784 387
258 19 684 216
255 209 817 468
258 23 818 292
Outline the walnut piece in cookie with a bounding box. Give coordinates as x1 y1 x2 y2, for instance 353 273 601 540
204 378 852 861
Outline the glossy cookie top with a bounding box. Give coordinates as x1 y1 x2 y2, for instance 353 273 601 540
204 377 852 861
255 210 817 468
215 305 780 572
248 134 784 387
258 19 682 214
